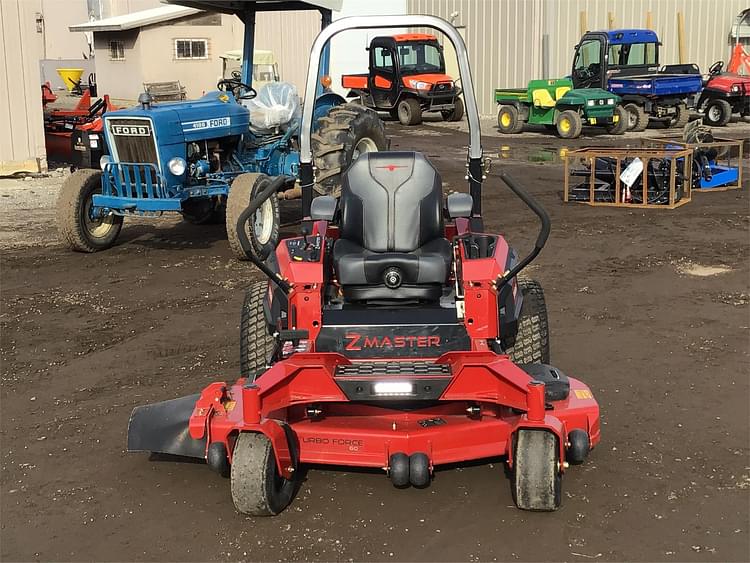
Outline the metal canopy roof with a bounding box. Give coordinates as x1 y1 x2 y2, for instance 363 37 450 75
164 0 342 15
70 5 200 32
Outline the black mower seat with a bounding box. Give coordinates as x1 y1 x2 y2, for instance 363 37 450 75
333 151 451 302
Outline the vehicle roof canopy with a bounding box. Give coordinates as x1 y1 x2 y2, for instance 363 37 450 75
164 0 341 14
595 29 659 45
220 49 276 64
392 33 437 42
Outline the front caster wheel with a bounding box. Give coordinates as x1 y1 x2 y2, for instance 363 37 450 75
57 169 123 252
231 432 297 516
513 429 562 511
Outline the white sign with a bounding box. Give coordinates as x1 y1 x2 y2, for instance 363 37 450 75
620 157 643 188
182 117 231 131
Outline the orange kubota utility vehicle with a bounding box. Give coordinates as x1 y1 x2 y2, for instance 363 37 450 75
342 34 464 125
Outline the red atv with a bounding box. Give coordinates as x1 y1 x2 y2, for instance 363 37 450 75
342 33 464 125
697 60 750 126
127 15 600 516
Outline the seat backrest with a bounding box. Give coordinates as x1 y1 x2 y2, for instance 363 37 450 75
532 88 556 108
339 152 443 253
555 85 571 99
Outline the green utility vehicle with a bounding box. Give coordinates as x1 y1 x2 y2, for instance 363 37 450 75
494 78 627 138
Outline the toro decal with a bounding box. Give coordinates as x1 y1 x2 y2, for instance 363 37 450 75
345 332 440 351
181 117 231 131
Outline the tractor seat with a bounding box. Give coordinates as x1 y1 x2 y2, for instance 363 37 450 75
532 88 556 108
333 152 451 302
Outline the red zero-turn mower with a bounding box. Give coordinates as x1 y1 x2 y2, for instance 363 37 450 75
127 15 601 515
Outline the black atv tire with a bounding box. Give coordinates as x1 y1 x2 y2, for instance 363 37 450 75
556 109 583 139
624 103 649 132
668 103 690 128
397 97 423 126
502 277 550 364
226 173 280 261
311 102 387 197
231 432 297 516
57 169 123 252
240 280 276 379
441 97 465 121
181 197 225 225
703 99 732 127
606 105 629 135
497 105 523 134
513 429 562 511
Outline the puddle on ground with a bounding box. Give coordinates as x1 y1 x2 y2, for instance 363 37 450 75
675 262 733 277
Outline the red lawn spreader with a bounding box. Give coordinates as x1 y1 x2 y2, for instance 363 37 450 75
127 13 601 516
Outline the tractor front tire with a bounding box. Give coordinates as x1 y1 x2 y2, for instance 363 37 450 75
502 277 550 364
513 429 562 511
397 98 423 126
703 99 732 127
497 105 523 134
240 280 276 379
556 110 583 139
312 102 387 197
226 173 280 261
606 105 629 135
624 103 649 132
668 103 691 129
441 97 465 121
231 432 297 516
57 169 123 252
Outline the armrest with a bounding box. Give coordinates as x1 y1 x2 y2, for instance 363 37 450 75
446 192 473 219
310 195 337 221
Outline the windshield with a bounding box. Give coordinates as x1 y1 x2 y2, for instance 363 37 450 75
608 42 658 66
397 42 444 74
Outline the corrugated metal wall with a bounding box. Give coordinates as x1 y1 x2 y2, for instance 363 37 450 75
408 0 749 116
0 0 47 174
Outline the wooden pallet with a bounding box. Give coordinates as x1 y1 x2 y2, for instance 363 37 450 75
563 147 693 209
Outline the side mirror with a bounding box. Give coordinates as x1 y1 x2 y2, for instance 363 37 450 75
447 192 473 219
310 195 337 222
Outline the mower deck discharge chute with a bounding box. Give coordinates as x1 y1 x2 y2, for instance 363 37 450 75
128 14 601 516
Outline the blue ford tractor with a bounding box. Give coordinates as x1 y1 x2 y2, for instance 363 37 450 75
571 29 703 131
57 0 386 260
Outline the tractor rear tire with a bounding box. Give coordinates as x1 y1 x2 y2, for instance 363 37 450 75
513 429 562 511
226 173 280 261
703 99 732 127
556 110 583 139
441 97 464 121
231 432 297 516
501 277 550 365
240 280 276 379
57 169 123 252
624 103 649 131
497 105 523 134
606 105 629 135
397 98 423 126
668 103 691 128
312 102 387 197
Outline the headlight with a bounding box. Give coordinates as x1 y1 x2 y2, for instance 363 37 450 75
731 84 740 93
408 79 431 90
607 98 615 105
99 155 111 170
373 381 413 396
168 157 187 176
587 100 595 107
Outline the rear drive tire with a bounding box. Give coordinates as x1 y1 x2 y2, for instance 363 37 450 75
57 169 123 252
441 97 464 121
513 429 562 511
703 99 732 127
501 277 550 364
240 280 276 379
397 98 423 126
624 103 649 131
668 103 690 128
231 432 297 516
556 109 583 139
497 105 523 134
312 102 387 197
606 105 629 135
226 173 280 261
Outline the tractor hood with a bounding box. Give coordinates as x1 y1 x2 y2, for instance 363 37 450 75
560 88 619 105
706 74 750 93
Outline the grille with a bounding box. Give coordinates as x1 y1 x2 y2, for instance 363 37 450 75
336 361 451 377
107 118 159 166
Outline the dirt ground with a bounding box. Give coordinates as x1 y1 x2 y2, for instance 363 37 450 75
1 119 749 562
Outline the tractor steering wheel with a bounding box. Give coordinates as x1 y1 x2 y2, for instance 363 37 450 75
708 60 724 76
217 76 257 100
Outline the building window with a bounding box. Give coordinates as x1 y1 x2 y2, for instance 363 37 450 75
109 40 125 60
175 39 208 60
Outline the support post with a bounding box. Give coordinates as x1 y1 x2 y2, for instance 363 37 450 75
240 9 257 91
579 11 587 36
677 12 686 64
317 8 333 98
